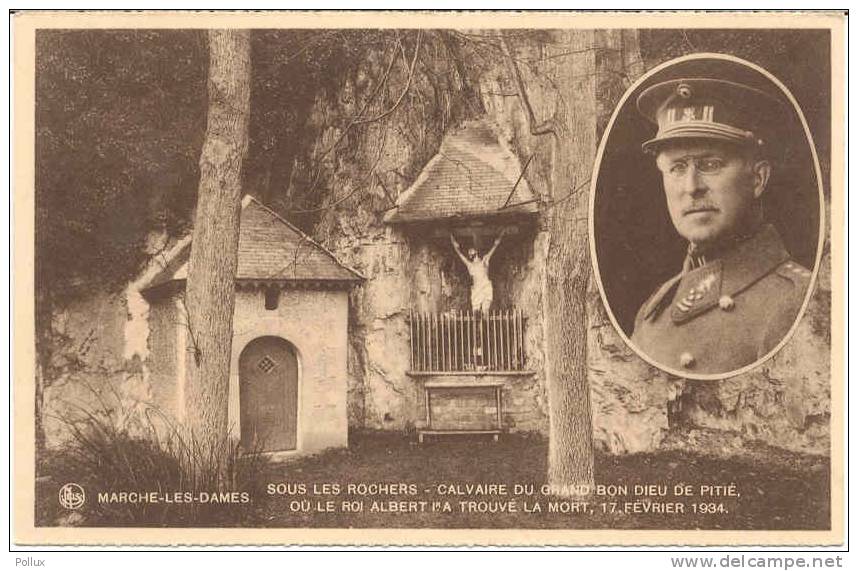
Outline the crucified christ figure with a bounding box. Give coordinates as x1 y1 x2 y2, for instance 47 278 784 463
450 229 506 312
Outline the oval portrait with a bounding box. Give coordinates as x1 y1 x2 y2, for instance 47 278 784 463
590 54 825 380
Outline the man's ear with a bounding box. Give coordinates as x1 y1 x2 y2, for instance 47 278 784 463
752 160 771 199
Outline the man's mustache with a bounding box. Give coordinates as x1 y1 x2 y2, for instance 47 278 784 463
682 203 719 215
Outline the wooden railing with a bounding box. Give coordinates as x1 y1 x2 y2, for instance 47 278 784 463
409 309 527 372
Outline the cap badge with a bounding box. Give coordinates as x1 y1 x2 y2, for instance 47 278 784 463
676 83 693 99
665 104 714 126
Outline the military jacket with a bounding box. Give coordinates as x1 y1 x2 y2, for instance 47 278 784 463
630 224 811 375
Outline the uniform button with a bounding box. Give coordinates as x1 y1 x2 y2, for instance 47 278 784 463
680 352 696 369
718 295 735 311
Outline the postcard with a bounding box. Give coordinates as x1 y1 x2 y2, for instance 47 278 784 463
12 10 846 546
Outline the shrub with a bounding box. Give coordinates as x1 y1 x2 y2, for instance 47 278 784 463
42 384 267 527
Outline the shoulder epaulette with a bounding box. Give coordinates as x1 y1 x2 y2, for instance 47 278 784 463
775 260 812 284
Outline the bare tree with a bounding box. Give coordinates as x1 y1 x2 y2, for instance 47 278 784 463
183 29 251 469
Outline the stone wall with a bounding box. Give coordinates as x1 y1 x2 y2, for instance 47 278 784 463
42 291 153 449
410 373 542 432
145 292 180 418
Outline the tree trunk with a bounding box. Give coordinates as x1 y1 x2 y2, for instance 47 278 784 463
183 29 251 470
543 30 643 493
33 284 55 474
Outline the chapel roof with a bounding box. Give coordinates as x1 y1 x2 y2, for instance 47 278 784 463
383 120 539 225
141 195 363 296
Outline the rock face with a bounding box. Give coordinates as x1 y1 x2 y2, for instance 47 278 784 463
41 290 154 449
339 234 419 430
588 291 672 454
44 223 829 457
669 255 832 454
336 222 550 434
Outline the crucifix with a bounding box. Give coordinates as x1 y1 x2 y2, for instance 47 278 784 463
450 228 507 312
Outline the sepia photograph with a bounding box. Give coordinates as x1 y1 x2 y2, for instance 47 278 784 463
11 11 845 548
591 52 826 378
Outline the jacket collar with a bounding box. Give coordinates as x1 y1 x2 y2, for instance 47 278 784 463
643 224 790 323
717 224 790 296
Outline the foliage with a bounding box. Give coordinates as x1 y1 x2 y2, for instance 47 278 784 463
41 384 267 526
36 30 209 303
34 29 484 301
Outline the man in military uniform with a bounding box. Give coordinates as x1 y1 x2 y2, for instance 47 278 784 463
630 77 812 375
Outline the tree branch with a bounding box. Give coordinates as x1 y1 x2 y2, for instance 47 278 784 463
501 154 533 209
288 124 388 215
312 37 399 162
353 30 422 126
499 32 556 137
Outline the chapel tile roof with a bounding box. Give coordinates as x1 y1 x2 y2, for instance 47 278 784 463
142 196 363 294
383 120 539 224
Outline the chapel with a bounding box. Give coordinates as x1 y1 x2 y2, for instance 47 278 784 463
141 195 363 457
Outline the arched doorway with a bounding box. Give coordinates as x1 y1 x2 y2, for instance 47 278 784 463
239 336 298 452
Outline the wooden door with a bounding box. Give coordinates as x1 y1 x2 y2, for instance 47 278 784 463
239 336 298 452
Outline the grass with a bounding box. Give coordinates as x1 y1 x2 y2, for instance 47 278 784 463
36 389 267 527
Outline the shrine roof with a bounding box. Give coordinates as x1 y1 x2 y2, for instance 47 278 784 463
383 120 539 225
141 196 363 295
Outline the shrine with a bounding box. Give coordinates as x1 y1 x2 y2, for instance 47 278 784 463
383 119 539 441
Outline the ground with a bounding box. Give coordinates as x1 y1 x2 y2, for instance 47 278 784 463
36 430 830 529
251 430 830 530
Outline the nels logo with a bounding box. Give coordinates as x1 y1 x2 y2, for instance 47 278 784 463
58 483 85 510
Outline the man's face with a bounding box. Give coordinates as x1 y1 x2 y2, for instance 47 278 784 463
655 142 769 247
467 248 478 261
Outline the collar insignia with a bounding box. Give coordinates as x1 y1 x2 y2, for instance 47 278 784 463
671 264 722 322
